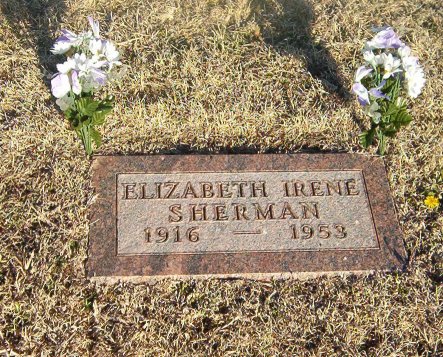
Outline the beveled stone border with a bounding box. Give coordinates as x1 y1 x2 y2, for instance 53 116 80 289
87 154 407 279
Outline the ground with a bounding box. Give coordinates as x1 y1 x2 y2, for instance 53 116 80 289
1 0 442 355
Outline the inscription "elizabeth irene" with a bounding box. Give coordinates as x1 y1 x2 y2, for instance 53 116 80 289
116 171 378 255
120 179 360 200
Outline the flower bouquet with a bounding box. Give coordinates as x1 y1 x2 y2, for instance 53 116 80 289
51 17 121 155
353 27 425 155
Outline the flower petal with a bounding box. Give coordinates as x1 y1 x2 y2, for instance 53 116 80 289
88 16 100 38
51 41 73 55
71 70 82 95
56 59 75 74
352 82 370 106
90 68 108 87
51 73 71 98
355 66 373 82
369 88 389 100
367 26 404 49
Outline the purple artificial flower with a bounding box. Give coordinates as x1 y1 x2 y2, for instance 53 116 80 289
59 29 78 43
352 66 374 106
355 66 373 82
367 26 404 50
90 68 107 86
353 80 389 107
51 29 80 55
352 82 370 106
368 80 390 100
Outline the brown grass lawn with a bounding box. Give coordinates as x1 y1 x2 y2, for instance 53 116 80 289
1 0 442 355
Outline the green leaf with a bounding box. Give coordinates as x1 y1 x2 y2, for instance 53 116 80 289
64 108 76 120
92 107 113 126
67 111 82 129
377 131 387 155
382 128 398 138
77 126 93 156
396 109 413 126
359 128 375 149
76 97 100 116
90 127 102 148
81 116 92 126
383 77 401 102
92 111 106 125
385 102 400 117
98 106 113 115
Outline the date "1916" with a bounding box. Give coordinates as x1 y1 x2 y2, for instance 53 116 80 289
144 226 199 243
291 223 347 240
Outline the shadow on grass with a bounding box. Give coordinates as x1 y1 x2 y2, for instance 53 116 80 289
112 144 353 156
250 0 350 101
0 0 66 80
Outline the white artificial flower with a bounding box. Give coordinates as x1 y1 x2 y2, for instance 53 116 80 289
364 101 381 123
398 45 411 58
89 38 106 56
71 70 82 95
104 41 121 69
51 40 74 55
363 49 377 67
81 77 95 93
81 69 107 92
377 53 402 79
56 58 76 74
52 53 109 96
402 55 418 70
69 53 106 73
352 82 370 106
88 16 100 38
67 53 107 92
51 69 82 98
53 29 93 55
402 56 426 98
56 94 75 111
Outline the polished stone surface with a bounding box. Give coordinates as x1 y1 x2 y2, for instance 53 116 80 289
87 154 407 279
117 171 377 255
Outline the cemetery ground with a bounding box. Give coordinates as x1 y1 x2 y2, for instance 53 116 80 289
1 0 442 355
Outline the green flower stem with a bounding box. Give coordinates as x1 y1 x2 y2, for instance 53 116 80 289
78 125 92 156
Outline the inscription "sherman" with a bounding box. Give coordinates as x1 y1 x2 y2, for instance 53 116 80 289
167 201 320 222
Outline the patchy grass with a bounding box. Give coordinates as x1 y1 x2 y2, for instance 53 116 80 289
1 0 442 355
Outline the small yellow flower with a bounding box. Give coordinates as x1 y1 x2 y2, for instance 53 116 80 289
424 195 440 209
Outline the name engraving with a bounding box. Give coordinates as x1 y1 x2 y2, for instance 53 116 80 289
116 171 378 255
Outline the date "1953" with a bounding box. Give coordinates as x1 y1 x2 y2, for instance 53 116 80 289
290 223 347 240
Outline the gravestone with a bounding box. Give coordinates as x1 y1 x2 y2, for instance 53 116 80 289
87 154 406 280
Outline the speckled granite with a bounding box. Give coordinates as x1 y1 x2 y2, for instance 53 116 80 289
87 154 407 280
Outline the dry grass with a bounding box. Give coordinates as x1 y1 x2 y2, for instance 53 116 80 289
1 0 442 355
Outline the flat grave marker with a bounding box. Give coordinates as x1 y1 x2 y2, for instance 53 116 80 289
87 154 407 280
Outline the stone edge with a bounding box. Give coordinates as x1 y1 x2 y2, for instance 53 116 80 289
86 153 408 279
